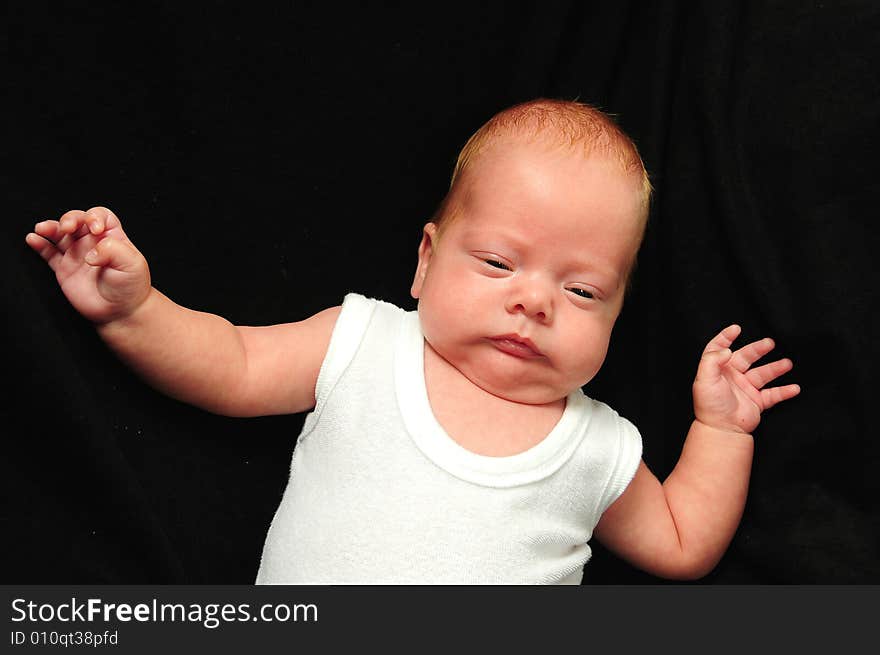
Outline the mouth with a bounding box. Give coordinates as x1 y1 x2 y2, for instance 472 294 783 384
487 334 545 359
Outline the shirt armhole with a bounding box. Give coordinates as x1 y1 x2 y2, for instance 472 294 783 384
597 415 643 516
313 293 377 409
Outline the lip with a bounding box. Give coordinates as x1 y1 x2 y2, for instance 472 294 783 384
488 334 545 359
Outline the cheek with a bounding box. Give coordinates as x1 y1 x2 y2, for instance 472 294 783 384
416 277 465 343
560 321 612 379
418 271 492 346
424 263 493 309
585 340 610 376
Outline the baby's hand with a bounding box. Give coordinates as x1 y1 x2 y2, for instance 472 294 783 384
25 207 152 325
692 325 800 434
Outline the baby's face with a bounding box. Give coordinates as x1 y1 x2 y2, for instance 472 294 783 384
411 140 645 405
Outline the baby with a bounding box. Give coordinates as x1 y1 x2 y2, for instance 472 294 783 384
26 99 799 584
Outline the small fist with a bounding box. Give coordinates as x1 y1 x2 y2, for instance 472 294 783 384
25 206 152 324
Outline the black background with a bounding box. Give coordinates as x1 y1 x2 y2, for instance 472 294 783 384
3 1 878 584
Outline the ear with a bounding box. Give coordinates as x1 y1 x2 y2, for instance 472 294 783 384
410 222 438 299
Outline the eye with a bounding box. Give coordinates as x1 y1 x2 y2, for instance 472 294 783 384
567 287 594 300
484 259 512 271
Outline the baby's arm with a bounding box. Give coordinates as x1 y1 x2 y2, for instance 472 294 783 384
25 207 338 417
593 325 800 580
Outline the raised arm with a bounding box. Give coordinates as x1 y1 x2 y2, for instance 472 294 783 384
26 206 338 418
593 325 800 579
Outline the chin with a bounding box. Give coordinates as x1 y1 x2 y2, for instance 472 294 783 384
469 370 566 406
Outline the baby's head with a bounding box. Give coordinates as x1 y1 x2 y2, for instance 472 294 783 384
411 99 652 405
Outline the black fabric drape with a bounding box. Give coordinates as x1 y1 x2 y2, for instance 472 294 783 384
4 1 878 583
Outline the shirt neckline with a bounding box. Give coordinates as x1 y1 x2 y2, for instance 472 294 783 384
393 308 591 488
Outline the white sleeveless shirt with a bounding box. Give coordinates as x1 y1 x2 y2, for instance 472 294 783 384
255 293 642 584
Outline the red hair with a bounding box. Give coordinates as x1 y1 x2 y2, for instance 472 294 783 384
434 98 652 232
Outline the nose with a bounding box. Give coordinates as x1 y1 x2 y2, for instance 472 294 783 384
505 274 553 323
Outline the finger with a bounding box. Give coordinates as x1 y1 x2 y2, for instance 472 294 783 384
83 206 116 235
760 384 801 410
58 209 87 236
704 324 742 354
56 209 107 253
55 210 93 254
746 358 793 389
33 220 63 246
25 231 64 271
695 346 734 384
85 236 143 272
730 337 776 373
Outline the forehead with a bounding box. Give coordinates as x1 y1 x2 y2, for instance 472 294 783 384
461 140 642 232
447 140 645 280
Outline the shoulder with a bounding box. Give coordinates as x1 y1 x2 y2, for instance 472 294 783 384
312 293 411 404
580 393 642 443
325 292 406 345
574 392 643 510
